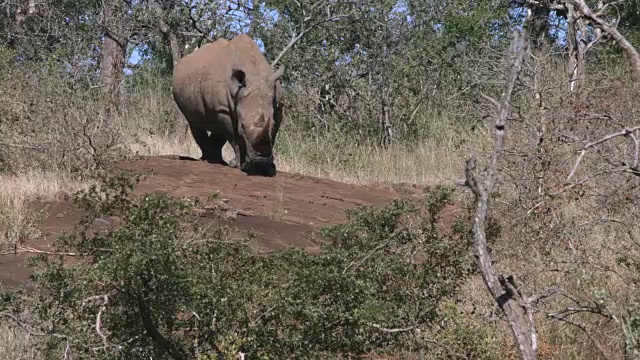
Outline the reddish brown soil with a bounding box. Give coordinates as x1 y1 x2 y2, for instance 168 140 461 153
1 156 432 290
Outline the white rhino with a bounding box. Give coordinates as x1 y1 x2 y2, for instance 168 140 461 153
171 34 284 176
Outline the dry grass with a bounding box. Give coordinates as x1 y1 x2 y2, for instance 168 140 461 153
275 139 471 186
0 171 91 250
123 120 486 187
0 324 38 360
128 132 472 185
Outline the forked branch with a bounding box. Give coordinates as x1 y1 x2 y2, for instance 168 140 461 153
565 0 640 82
567 125 640 181
271 0 351 67
464 10 537 360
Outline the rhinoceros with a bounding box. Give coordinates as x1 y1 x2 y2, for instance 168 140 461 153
171 34 284 176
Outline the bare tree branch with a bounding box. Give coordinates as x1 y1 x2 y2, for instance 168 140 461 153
342 229 400 274
0 245 81 256
82 295 110 350
567 125 640 180
367 323 416 333
527 287 562 305
0 311 48 337
630 131 640 169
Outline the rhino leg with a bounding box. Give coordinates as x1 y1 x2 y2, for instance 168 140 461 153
227 140 242 168
189 124 225 165
207 133 229 166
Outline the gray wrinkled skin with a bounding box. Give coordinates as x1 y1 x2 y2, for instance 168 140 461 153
171 34 284 176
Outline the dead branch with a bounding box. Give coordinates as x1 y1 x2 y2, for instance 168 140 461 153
0 245 80 256
526 287 562 305
567 125 640 181
64 339 71 359
367 323 416 333
566 0 640 82
464 9 536 360
549 167 630 196
370 323 471 359
631 131 640 169
0 311 47 337
342 229 400 274
82 295 110 349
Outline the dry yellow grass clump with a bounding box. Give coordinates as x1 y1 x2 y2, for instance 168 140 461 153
0 323 38 360
0 171 91 250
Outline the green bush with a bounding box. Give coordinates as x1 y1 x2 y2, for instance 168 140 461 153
2 174 484 359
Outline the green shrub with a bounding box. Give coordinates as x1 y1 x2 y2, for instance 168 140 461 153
2 174 481 359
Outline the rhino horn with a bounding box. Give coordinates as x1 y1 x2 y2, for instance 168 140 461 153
270 65 284 82
258 114 272 143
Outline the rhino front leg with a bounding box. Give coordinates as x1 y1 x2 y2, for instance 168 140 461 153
189 124 225 165
207 133 229 166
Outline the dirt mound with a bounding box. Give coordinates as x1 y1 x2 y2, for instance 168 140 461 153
1 156 421 289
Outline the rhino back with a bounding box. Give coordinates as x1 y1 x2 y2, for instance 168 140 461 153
172 38 232 127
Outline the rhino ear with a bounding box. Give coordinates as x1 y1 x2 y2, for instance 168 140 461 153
230 69 247 96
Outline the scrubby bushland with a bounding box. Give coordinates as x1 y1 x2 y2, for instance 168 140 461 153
0 46 125 175
0 173 499 359
464 28 640 359
4 0 640 358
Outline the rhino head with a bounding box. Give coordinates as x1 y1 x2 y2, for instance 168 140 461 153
229 65 284 176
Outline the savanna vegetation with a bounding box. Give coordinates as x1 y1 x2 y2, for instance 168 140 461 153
2 0 640 359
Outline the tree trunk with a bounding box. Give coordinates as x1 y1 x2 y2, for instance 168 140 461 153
166 30 182 68
156 14 183 70
566 4 586 92
465 20 538 360
531 5 549 50
100 0 128 111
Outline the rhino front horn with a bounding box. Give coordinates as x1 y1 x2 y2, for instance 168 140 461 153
271 66 284 81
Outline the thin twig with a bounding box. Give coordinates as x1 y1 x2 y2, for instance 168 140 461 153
567 125 640 180
526 287 562 306
0 312 47 336
271 0 350 66
545 312 610 359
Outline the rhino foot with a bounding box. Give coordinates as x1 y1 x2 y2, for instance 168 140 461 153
242 162 276 177
227 158 241 168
